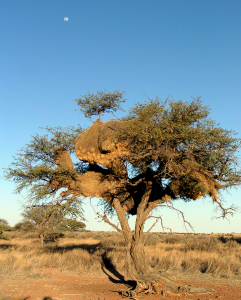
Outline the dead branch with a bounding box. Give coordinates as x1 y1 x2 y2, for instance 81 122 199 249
212 197 239 219
157 203 194 232
144 215 172 245
90 198 123 232
143 219 158 245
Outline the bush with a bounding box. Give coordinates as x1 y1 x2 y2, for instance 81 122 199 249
0 219 11 233
14 221 35 232
44 230 64 242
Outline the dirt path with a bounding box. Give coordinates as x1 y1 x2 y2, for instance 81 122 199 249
0 270 241 300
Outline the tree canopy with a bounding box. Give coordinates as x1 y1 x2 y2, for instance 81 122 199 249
75 90 126 121
118 98 241 206
5 126 84 208
5 91 241 295
19 205 85 231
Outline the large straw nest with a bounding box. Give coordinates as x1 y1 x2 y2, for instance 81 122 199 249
75 171 113 199
75 119 129 168
54 147 74 170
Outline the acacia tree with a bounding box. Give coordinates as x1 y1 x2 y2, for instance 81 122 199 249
5 125 85 246
5 91 241 296
20 204 84 246
75 90 126 121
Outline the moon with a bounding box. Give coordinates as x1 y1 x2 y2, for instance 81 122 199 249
64 17 68 21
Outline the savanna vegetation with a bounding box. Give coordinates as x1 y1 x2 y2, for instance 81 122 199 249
14 206 86 247
0 231 241 282
4 91 241 296
0 219 11 234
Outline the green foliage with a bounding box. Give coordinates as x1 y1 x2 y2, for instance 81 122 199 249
14 220 35 231
21 204 84 230
17 204 85 233
4 125 84 206
44 230 64 241
119 97 241 200
75 90 126 120
4 92 241 227
60 218 86 231
0 219 11 233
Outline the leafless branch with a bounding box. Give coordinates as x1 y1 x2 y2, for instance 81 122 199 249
144 215 172 245
212 197 239 219
146 218 159 233
157 203 194 232
90 198 123 233
146 215 172 233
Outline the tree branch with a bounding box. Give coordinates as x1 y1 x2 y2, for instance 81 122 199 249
212 197 239 219
157 203 194 232
90 198 123 232
143 215 172 245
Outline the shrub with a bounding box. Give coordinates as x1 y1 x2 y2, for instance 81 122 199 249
44 230 64 242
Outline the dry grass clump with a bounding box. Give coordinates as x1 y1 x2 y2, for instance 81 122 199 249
0 251 42 277
0 236 102 277
143 233 241 279
29 247 101 274
1 231 241 280
181 235 220 252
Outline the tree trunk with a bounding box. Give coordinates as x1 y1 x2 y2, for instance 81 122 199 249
129 181 152 275
112 197 149 277
130 238 148 275
109 197 216 298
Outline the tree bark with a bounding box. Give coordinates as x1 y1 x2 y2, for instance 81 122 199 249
107 194 216 298
129 182 152 274
112 198 136 279
130 238 147 274
112 182 152 277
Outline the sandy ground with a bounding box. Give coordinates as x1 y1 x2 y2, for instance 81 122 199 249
0 269 241 300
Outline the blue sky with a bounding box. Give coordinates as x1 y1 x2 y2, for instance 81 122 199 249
1 0 241 233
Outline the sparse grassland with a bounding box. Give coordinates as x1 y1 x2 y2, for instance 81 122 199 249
1 231 241 281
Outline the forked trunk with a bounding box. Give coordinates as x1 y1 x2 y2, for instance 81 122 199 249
110 198 216 298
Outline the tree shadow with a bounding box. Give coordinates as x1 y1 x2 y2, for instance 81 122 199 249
23 297 53 300
0 244 12 250
48 243 103 253
44 243 133 285
218 236 241 244
100 251 135 289
45 242 117 255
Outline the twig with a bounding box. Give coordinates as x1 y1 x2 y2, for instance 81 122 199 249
90 198 123 232
147 215 172 232
144 215 172 244
157 204 194 232
212 197 239 219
